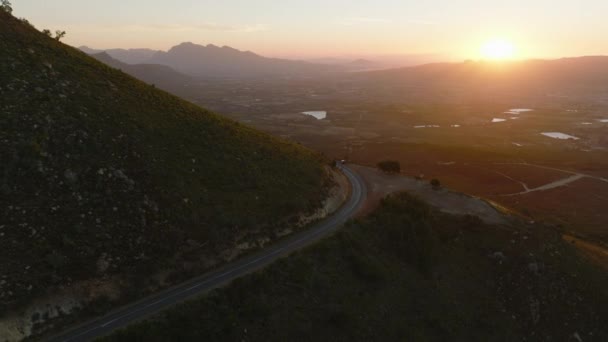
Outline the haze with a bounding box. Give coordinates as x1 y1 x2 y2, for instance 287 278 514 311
13 0 608 60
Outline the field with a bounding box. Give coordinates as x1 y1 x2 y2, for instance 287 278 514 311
203 93 608 245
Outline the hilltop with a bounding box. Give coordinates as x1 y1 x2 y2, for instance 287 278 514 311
0 9 333 336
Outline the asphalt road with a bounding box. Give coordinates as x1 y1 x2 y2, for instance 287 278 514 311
48 165 366 342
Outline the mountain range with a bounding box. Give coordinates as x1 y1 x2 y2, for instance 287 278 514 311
361 56 608 86
81 43 345 78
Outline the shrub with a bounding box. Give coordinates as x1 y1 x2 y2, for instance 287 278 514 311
430 178 441 189
55 30 66 41
377 160 401 174
0 0 12 14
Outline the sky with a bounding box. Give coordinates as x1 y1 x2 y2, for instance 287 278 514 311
12 0 608 61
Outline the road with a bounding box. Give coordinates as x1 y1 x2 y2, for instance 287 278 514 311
48 165 366 342
496 162 608 196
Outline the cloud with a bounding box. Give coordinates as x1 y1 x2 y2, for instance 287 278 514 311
404 19 438 25
340 17 391 26
152 23 268 33
79 23 268 33
340 17 437 26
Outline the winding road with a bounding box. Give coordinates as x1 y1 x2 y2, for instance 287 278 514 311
48 165 366 342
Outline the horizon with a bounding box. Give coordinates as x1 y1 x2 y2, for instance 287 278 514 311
13 0 608 62
78 41 608 66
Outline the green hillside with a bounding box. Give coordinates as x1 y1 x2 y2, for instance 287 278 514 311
107 193 608 342
0 10 330 313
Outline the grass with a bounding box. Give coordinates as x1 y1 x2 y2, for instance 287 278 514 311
105 192 608 341
0 10 331 316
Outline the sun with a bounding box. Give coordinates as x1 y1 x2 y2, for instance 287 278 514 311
480 39 515 60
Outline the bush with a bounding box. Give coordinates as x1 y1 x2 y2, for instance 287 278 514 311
0 0 12 14
55 30 66 41
377 160 401 174
430 178 441 189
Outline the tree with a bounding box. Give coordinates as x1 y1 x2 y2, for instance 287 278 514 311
377 160 401 174
0 0 12 14
54 30 66 41
42 29 52 37
430 178 441 190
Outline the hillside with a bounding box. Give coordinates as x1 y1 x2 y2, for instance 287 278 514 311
0 9 332 332
107 193 608 341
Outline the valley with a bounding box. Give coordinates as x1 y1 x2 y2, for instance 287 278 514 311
94 58 608 246
2 1 608 340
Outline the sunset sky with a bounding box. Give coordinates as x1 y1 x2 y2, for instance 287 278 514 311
13 0 608 60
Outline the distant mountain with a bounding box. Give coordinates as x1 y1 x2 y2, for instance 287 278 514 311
91 51 192 89
147 42 339 78
349 58 374 66
308 54 447 69
362 56 608 84
80 43 342 78
306 57 353 65
345 58 378 71
79 46 160 64
79 45 103 55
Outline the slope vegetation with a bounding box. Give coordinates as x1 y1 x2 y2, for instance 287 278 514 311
0 10 330 317
107 193 608 341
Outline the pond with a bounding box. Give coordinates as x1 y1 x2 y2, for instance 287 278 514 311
302 111 327 120
541 132 580 140
414 125 440 128
504 108 533 115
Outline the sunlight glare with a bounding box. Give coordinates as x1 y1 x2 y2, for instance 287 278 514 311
480 39 515 60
